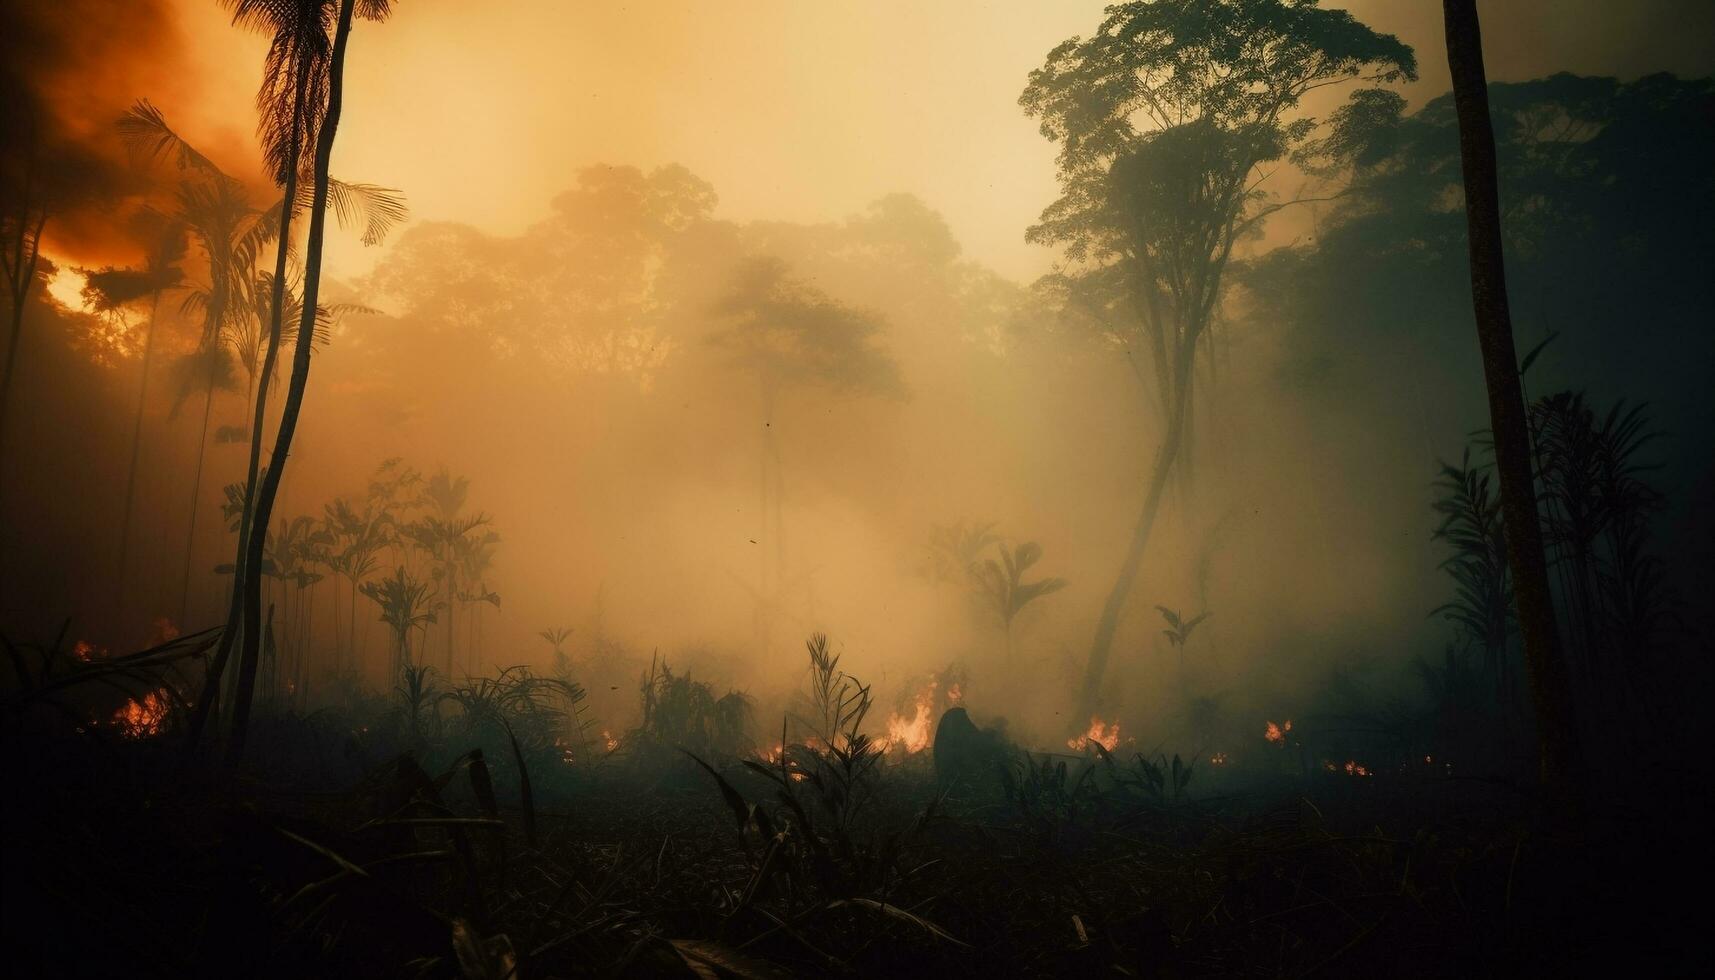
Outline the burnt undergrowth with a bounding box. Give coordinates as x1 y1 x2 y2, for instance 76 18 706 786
3 634 1707 979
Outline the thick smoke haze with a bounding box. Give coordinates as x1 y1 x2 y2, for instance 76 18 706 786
3 0 1712 753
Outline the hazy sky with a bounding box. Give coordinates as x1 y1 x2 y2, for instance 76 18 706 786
85 1 1715 282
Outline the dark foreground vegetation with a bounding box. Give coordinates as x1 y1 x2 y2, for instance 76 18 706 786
5 631 1707 979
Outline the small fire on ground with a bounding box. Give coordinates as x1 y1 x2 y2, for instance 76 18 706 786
1066 716 1123 752
112 691 171 739
878 680 939 755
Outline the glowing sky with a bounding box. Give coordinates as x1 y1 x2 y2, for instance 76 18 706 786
87 0 1715 282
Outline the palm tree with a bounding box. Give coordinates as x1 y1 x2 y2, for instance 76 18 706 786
0 94 53 466
974 541 1067 663
169 342 240 628
1441 0 1579 790
361 565 436 685
323 496 388 672
406 507 493 675
80 215 188 627
456 535 501 672
225 0 402 768
1156 606 1210 680
540 627 575 678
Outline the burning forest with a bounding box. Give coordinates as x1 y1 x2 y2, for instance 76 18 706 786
3 0 1713 977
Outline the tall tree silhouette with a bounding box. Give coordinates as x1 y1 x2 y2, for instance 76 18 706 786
1021 0 1414 722
0 92 53 469
228 0 399 768
200 0 334 749
169 341 239 628
711 255 902 655
82 218 187 626
1440 0 1579 790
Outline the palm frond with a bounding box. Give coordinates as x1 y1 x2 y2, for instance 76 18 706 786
322 179 410 247
115 100 229 179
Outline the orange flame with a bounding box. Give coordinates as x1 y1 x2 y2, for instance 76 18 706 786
883 680 938 754
1066 716 1122 752
112 690 170 739
1322 759 1371 777
1264 719 1293 744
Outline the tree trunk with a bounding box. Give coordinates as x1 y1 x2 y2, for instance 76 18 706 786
1442 0 1580 791
444 557 456 675
227 0 358 770
189 62 311 758
1076 340 1196 722
0 209 47 470
178 383 216 629
115 287 165 631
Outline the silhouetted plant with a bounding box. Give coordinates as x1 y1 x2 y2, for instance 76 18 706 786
361 566 437 684
975 541 1067 662
923 521 999 585
634 654 752 759
1530 392 1674 706
1432 449 1515 714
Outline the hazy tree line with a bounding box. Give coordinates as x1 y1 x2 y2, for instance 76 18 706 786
2 1 1710 778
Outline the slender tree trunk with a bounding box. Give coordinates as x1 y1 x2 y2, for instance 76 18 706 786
115 288 165 630
0 209 47 470
1442 0 1579 791
190 61 310 757
228 0 357 769
178 383 217 628
444 558 455 675
1076 339 1197 722
349 576 358 673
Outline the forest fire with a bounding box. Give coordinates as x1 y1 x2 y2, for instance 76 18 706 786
557 730 623 764
1066 716 1122 752
0 1 1699 975
882 681 938 754
111 691 170 739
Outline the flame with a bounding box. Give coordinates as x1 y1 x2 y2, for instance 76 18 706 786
1264 719 1293 744
946 683 963 704
1066 716 1122 752
112 690 170 739
557 730 620 765
753 742 810 780
1210 751 1228 766
883 680 938 754
1322 759 1371 777
72 640 102 662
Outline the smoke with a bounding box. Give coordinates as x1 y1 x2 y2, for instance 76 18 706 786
0 0 191 262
